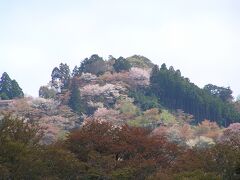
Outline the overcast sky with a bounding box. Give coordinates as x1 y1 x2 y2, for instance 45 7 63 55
0 0 239 98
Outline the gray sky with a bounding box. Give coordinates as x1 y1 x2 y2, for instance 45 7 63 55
0 0 239 98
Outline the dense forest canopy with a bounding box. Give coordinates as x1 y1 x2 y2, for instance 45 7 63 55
149 64 240 126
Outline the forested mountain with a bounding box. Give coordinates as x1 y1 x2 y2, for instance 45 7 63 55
40 54 240 127
1 54 240 179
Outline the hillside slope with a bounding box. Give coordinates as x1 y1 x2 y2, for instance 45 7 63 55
2 54 240 145
39 54 240 127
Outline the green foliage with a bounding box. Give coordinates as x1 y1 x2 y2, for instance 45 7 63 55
0 72 24 99
0 72 12 99
72 65 80 77
40 146 87 179
68 78 83 114
39 86 56 99
0 113 87 179
51 67 62 80
173 170 221 180
59 63 71 88
0 114 42 179
0 92 9 100
79 54 108 75
126 55 154 69
128 108 176 128
10 80 24 98
128 116 151 127
160 109 177 124
204 84 233 102
113 57 132 72
149 64 240 126
110 167 136 179
118 99 140 116
129 89 159 111
0 114 41 145
51 63 71 90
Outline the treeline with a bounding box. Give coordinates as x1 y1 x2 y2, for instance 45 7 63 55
0 114 239 179
149 64 240 126
40 54 240 126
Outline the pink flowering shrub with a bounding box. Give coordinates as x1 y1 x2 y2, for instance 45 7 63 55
153 124 194 146
128 67 150 86
194 120 222 140
81 83 126 97
6 97 80 144
39 123 60 144
80 73 97 82
99 67 150 88
39 115 79 144
152 120 223 149
179 124 194 140
99 72 130 86
93 107 121 123
219 123 240 149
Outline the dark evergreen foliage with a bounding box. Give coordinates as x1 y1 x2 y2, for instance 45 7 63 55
78 54 108 75
0 72 23 99
51 67 62 80
149 64 240 126
11 80 24 98
204 84 233 102
51 63 71 90
129 89 160 111
59 63 71 89
72 65 80 77
113 57 132 72
68 78 83 114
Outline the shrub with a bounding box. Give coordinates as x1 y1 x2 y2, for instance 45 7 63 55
219 123 240 149
129 90 159 111
39 86 57 99
186 136 215 149
113 57 132 72
194 120 222 140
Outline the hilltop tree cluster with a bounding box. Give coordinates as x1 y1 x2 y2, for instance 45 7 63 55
71 54 132 76
0 72 23 100
40 54 135 115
